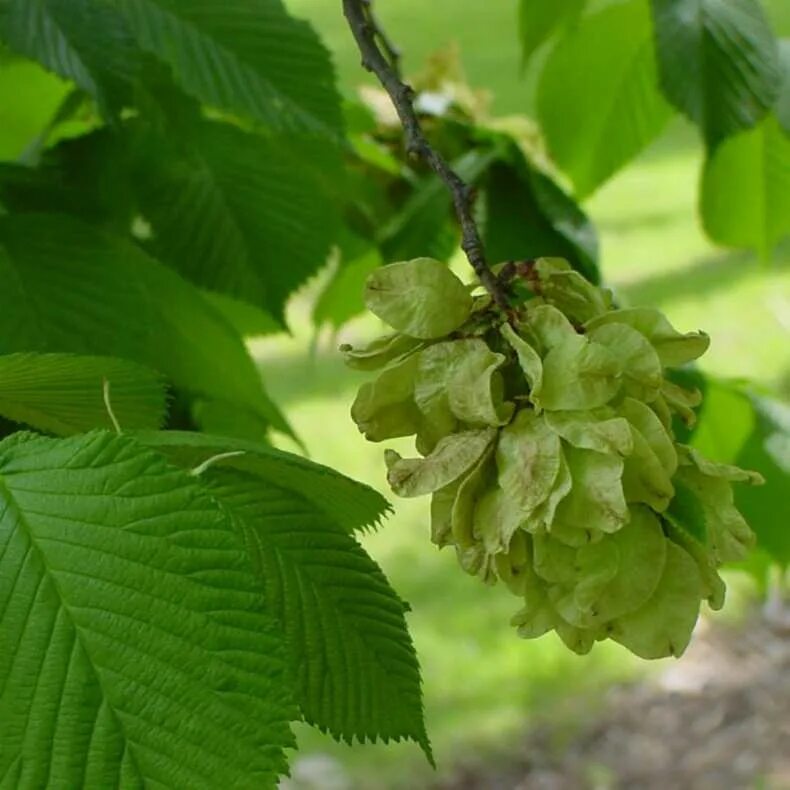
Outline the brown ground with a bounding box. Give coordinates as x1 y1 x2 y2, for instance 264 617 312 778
439 611 790 790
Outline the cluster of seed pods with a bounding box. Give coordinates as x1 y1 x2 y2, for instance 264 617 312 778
344 257 761 658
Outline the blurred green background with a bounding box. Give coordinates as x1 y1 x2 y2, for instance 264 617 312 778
261 1 790 787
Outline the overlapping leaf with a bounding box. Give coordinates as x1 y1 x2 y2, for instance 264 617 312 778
0 213 291 438
650 0 781 148
134 430 391 535
0 0 139 113
118 0 342 136
205 467 431 759
132 119 338 319
0 352 167 434
0 431 296 787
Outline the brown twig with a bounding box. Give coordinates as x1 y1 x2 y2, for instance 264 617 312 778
359 0 402 76
342 0 511 313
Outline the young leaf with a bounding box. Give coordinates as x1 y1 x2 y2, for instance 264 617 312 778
206 468 431 760
700 114 790 255
650 0 781 148
0 431 295 787
0 213 293 440
117 0 342 136
0 352 166 434
537 0 673 197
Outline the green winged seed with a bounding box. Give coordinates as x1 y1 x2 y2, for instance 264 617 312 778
540 334 622 411
350 353 422 441
551 447 629 543
582 506 667 626
585 308 710 367
621 425 675 512
364 258 473 339
386 428 497 498
609 543 702 660
500 323 544 409
414 342 462 449
341 333 422 371
511 579 558 639
452 445 496 548
527 448 573 532
495 530 531 595
524 304 577 355
662 380 702 426
532 534 577 584
675 464 757 563
664 512 726 610
497 410 562 517
456 543 497 585
473 483 528 556
545 409 633 456
447 342 514 426
430 479 463 548
588 323 662 402
535 257 611 324
685 446 763 485
619 397 677 477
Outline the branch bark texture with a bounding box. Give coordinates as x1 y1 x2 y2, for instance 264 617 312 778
342 0 510 312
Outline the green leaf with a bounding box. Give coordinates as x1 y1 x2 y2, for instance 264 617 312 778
690 381 790 564
481 154 600 284
0 0 140 113
0 352 166 434
135 430 391 535
380 149 499 264
117 0 342 136
132 119 338 319
0 431 295 786
364 259 473 339
518 0 586 67
650 0 781 148
778 39 790 135
733 395 790 565
0 213 292 440
537 0 673 196
313 233 382 330
700 114 790 255
205 467 431 759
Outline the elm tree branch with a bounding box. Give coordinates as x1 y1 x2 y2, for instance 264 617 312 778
342 0 510 312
